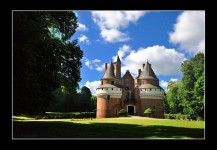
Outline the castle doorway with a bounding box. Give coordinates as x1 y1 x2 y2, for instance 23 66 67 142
128 106 134 115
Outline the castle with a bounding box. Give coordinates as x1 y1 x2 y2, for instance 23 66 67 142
96 56 165 118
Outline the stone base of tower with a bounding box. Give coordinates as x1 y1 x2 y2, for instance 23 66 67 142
139 98 164 118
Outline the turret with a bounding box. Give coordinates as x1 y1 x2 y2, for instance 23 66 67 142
113 55 121 79
96 60 122 118
138 61 165 99
138 61 159 86
101 61 115 85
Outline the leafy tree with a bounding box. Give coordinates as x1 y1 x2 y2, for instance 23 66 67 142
166 80 183 114
91 95 97 111
181 52 204 119
13 11 83 114
165 52 204 120
79 86 92 111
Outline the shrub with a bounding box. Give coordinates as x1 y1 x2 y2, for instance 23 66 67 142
118 109 128 117
165 114 194 120
74 112 96 119
144 108 153 117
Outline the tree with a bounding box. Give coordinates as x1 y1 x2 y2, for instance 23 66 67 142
13 11 83 114
91 95 97 111
166 80 183 114
144 108 153 117
165 52 204 120
79 86 92 111
181 52 204 119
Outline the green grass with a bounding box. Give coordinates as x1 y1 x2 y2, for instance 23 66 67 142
45 112 81 115
12 116 35 120
13 116 204 139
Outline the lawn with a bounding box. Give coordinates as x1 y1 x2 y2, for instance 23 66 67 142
13 116 204 139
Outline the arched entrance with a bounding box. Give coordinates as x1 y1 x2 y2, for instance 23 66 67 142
127 105 135 115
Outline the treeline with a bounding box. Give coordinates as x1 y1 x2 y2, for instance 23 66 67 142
164 52 204 120
47 86 97 112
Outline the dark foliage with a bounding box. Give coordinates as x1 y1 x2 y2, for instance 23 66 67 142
13 11 83 114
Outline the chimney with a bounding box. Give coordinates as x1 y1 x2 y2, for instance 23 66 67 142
105 63 107 70
138 69 141 76
143 64 145 69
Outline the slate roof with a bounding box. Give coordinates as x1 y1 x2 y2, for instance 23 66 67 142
101 61 115 79
139 84 161 89
138 61 159 80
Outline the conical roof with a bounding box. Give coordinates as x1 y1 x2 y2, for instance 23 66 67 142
117 55 121 63
138 61 158 80
101 61 115 79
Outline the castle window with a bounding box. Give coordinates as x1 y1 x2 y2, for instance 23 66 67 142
111 81 114 85
150 88 152 91
102 88 103 90
153 106 156 111
107 95 110 100
112 88 113 90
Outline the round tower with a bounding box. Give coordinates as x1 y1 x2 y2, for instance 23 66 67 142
96 61 122 118
137 61 165 118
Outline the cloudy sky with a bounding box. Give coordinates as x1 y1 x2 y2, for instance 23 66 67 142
70 11 205 94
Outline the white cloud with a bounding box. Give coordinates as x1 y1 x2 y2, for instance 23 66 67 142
96 64 104 71
78 34 90 44
77 23 88 31
92 59 101 63
171 78 178 82
169 11 205 54
85 81 101 94
84 58 92 69
91 11 146 43
160 80 169 89
84 57 104 72
112 45 131 62
113 45 186 77
100 29 129 43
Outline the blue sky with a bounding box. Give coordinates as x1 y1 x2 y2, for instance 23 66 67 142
69 11 205 94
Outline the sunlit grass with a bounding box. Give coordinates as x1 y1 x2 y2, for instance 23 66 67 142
12 116 35 120
45 112 80 115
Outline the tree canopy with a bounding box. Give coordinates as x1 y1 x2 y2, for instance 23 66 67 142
13 11 83 114
165 52 204 120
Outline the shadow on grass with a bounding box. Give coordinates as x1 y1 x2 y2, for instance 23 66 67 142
13 121 204 139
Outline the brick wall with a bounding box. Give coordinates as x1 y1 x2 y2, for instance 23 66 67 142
141 79 159 86
97 97 121 118
140 98 164 118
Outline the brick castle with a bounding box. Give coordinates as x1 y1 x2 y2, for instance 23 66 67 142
96 56 165 118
